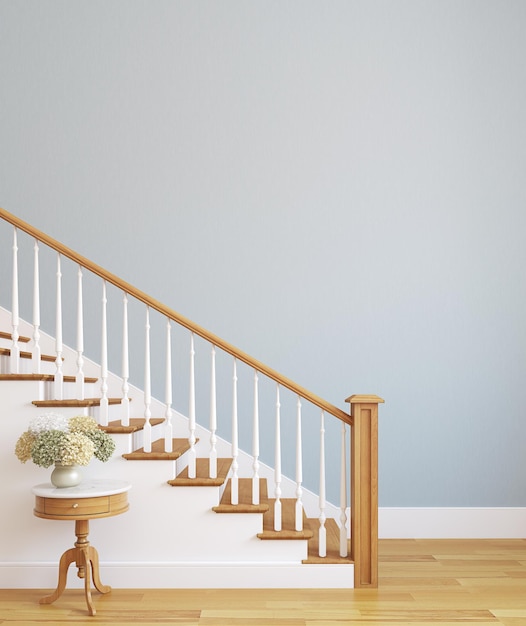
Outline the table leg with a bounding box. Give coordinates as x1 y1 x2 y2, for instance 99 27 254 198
79 544 95 616
39 547 77 606
88 543 111 594
39 519 111 616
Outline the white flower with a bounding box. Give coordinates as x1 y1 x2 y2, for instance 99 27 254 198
28 413 69 435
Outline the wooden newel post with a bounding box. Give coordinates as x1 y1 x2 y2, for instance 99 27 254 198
346 394 384 589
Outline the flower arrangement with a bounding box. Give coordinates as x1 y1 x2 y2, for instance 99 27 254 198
15 413 116 468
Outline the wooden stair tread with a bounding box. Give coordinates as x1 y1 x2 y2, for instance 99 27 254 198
213 478 269 514
32 397 123 407
0 331 30 343
0 373 97 383
302 517 353 564
169 458 232 487
57 375 99 383
100 418 163 434
123 438 190 460
0 347 57 362
257 498 313 540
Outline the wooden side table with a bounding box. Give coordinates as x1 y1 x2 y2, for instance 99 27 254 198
32 479 131 616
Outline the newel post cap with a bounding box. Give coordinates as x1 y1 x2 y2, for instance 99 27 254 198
345 394 384 404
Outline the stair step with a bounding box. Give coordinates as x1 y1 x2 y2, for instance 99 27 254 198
257 498 313 540
101 418 164 434
0 347 57 362
0 373 97 383
302 517 353 565
32 397 123 408
123 438 190 460
168 457 232 487
212 478 269 514
0 331 30 343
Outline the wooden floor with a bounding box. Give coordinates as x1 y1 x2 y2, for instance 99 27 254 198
1 539 526 625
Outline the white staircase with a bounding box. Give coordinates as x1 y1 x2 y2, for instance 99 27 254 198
0 308 354 589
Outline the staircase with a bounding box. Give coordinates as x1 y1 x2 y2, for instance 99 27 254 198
0 207 383 590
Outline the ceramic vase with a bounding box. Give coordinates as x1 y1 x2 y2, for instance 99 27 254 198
50 463 82 488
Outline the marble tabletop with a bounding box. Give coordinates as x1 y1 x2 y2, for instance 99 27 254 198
32 479 131 498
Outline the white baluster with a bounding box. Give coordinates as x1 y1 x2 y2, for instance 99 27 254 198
187 333 196 478
231 358 239 505
164 318 173 452
76 266 85 400
318 410 327 557
295 397 303 531
54 254 63 399
209 345 217 479
143 307 152 452
340 422 348 557
274 384 282 531
10 228 20 374
252 370 260 505
32 239 41 374
99 281 109 426
121 293 130 426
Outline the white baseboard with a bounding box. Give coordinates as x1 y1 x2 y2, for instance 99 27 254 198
379 507 526 539
0 561 353 589
3 509 525 590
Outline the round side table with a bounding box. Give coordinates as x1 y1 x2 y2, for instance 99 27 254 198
32 479 131 616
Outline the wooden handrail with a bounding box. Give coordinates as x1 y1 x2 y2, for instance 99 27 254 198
0 207 351 424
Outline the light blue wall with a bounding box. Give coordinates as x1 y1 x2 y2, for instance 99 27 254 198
1 0 525 506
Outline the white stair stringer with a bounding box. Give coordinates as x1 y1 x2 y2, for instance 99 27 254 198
0 307 353 588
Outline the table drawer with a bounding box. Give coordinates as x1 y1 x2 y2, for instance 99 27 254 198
37 496 110 517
